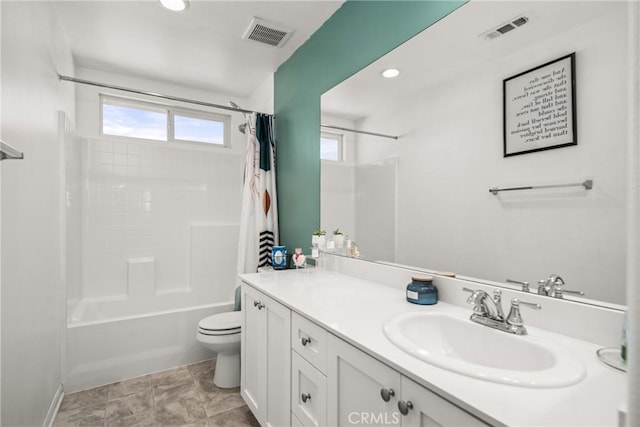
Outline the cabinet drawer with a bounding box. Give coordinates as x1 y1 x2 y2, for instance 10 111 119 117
291 312 328 374
292 351 327 427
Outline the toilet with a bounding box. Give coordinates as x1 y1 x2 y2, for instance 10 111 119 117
196 310 242 388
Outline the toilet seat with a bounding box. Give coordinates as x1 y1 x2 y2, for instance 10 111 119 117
197 311 241 336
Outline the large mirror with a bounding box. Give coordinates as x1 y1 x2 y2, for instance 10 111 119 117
321 0 631 306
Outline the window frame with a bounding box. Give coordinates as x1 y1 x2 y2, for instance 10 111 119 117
320 131 345 162
100 94 231 148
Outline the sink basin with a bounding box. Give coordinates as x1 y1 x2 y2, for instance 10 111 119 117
383 311 585 388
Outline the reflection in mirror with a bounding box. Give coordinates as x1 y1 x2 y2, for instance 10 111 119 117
321 1 632 306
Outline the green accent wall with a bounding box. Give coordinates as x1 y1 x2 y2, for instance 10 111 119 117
274 0 467 251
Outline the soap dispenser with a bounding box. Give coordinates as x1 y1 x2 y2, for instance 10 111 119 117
406 275 438 305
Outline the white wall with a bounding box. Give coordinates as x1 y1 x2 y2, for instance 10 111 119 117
247 73 274 115
1 1 74 425
357 7 628 304
67 67 250 318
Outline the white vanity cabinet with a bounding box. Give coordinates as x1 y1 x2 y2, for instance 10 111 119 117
327 335 488 427
240 270 626 427
241 285 291 427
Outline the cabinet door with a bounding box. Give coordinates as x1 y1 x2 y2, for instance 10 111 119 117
241 285 267 422
327 335 402 427
241 285 291 427
264 291 291 427
400 376 488 427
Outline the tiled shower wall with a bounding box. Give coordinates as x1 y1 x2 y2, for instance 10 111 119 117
67 135 242 320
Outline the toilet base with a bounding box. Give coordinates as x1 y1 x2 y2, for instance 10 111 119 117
213 352 240 388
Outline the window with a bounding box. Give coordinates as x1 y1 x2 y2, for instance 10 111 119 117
320 132 344 161
173 112 225 145
101 96 230 147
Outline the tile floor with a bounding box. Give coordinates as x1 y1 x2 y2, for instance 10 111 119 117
53 359 260 427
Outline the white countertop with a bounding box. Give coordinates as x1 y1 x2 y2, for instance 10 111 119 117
240 268 627 427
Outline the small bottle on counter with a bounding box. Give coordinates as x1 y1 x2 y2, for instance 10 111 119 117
406 275 438 305
272 246 287 270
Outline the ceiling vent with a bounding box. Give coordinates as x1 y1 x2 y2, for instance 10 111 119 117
480 15 530 41
242 17 294 48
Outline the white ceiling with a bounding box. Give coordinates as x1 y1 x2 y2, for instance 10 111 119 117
322 0 624 123
53 0 344 98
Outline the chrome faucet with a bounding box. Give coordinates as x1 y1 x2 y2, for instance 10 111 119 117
463 287 541 335
537 274 584 299
505 278 530 293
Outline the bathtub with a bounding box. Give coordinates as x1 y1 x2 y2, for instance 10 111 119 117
65 300 233 392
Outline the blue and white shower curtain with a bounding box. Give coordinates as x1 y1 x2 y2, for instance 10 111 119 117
237 113 279 275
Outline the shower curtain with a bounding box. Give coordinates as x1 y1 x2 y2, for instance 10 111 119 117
237 113 279 276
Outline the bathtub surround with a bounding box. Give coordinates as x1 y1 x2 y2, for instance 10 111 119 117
63 66 265 391
68 67 246 308
65 302 232 392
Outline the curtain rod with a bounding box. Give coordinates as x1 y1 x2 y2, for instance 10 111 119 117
321 124 398 140
58 75 264 115
58 76 397 140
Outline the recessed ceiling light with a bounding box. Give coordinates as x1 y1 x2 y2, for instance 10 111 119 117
381 68 400 79
160 0 188 12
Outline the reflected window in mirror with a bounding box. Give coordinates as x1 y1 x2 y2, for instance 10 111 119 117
320 131 344 162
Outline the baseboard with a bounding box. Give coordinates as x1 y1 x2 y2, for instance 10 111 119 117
43 384 64 427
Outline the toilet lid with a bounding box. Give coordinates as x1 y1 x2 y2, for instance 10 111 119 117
199 311 242 332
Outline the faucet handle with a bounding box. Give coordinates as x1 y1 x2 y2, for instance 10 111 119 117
559 289 585 297
506 298 541 333
552 280 584 299
549 276 584 299
517 299 542 310
506 279 529 292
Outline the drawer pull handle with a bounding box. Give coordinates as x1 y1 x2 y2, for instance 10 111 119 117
301 393 311 403
397 400 413 416
380 388 395 402
301 336 312 346
253 300 259 307
256 302 265 310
